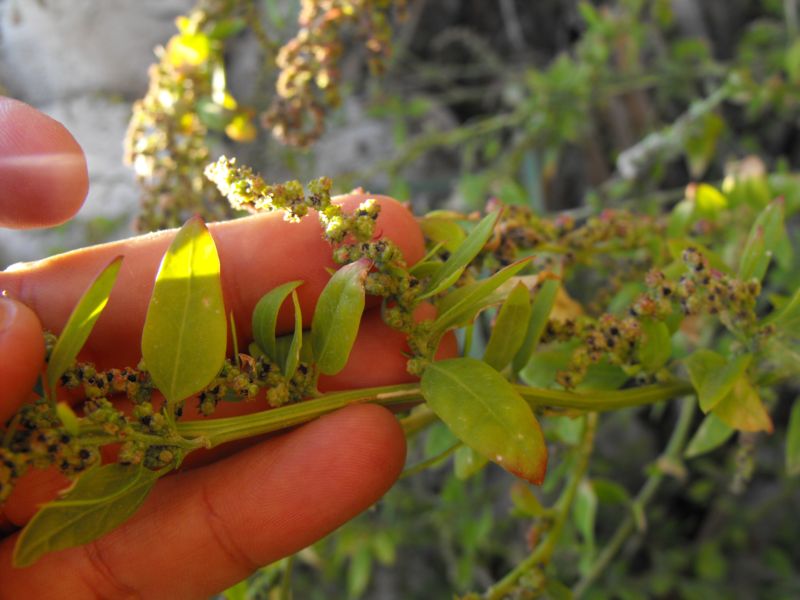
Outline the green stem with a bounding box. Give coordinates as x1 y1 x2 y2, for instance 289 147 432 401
572 396 696 598
175 381 691 448
484 413 598 599
400 441 462 479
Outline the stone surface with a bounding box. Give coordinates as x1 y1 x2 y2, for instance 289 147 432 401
0 0 192 104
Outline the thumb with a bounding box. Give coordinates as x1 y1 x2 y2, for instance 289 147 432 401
0 297 45 423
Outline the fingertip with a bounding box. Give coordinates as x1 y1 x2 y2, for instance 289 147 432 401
0 97 88 229
0 297 44 423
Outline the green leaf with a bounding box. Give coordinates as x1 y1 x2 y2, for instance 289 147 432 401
592 478 631 506
55 403 80 437
46 256 123 399
738 226 770 282
667 199 695 238
684 413 735 459
311 260 368 375
509 481 547 517
284 291 303 378
13 464 159 567
694 183 727 218
421 358 547 484
419 217 466 254
483 282 532 370
142 217 227 406
432 259 531 338
687 352 753 413
637 318 672 372
252 280 303 361
763 286 800 335
512 278 560 372
420 211 500 299
347 546 372 599
786 400 800 476
572 479 597 556
454 445 489 480
711 377 773 433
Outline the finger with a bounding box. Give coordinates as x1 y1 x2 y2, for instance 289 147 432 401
0 297 45 423
0 97 88 229
0 195 424 369
1 302 457 526
0 404 405 600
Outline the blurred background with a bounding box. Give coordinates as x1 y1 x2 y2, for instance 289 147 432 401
1 1 799 598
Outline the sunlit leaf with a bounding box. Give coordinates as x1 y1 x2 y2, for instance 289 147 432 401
55 403 80 437
13 464 159 567
311 260 368 375
685 413 735 459
694 183 727 218
252 280 303 361
711 377 773 433
786 400 800 476
512 279 560 373
46 256 123 399
420 211 500 299
142 217 227 407
421 358 547 484
483 282 531 371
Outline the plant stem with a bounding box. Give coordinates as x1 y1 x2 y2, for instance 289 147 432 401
400 441 462 479
484 413 599 599
175 381 692 448
572 396 696 598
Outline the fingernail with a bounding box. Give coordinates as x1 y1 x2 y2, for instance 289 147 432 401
0 296 18 333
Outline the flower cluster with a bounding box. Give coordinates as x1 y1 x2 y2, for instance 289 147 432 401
262 0 403 146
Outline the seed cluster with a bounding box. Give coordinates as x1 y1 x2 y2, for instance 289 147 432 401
263 0 402 147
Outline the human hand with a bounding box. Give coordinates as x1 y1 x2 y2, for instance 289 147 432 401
0 97 428 599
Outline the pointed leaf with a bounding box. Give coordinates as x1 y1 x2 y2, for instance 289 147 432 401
432 259 531 338
637 318 672 372
711 377 773 433
46 256 123 398
284 291 303 378
252 280 303 361
738 226 770 282
702 354 752 412
764 286 800 335
311 259 368 375
513 278 560 372
13 464 159 567
684 413 735 459
419 217 466 254
483 282 532 370
421 358 547 484
786 400 800 476
142 217 227 406
420 211 500 299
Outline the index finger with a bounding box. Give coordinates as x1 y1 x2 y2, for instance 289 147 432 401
0 97 88 229
0 194 423 368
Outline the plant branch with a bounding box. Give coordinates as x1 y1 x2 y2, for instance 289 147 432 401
484 412 599 599
175 381 692 447
572 396 696 598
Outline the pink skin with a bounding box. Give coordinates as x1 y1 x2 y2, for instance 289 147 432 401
0 97 453 598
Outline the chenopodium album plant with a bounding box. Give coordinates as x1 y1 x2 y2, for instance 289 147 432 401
1 155 798 592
